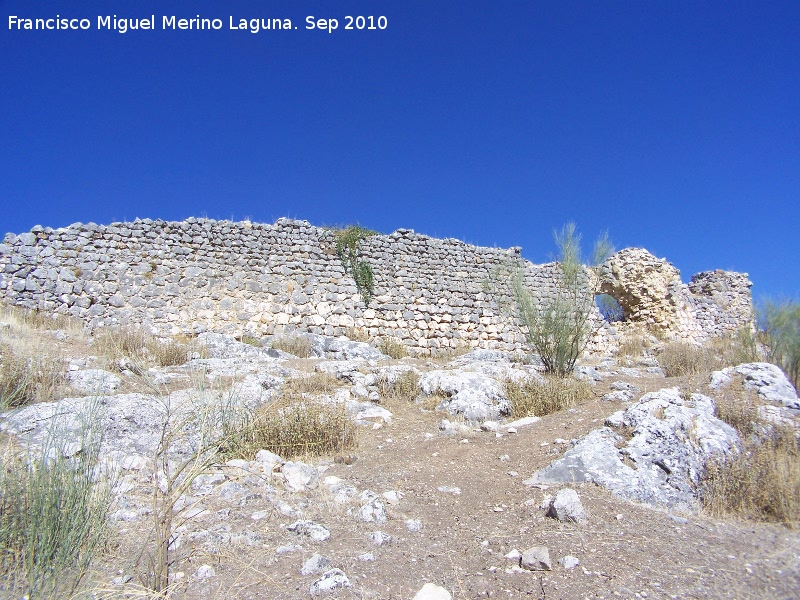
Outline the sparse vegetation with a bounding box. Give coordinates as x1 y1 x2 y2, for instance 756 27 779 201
151 338 196 366
135 391 222 593
344 326 371 343
659 341 716 377
660 330 761 378
94 326 198 368
703 427 800 527
709 327 760 368
0 344 67 409
712 384 761 436
510 223 614 376
221 394 357 461
270 334 313 358
616 329 651 358
428 346 470 363
758 299 800 391
328 225 377 306
0 305 77 332
283 371 341 395
240 334 262 347
376 370 419 403
703 382 800 527
378 337 408 359
505 376 592 418
0 402 113 598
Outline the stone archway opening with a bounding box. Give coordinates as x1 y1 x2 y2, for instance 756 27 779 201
595 293 624 323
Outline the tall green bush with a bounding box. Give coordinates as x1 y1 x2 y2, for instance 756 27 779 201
511 223 613 376
758 299 800 390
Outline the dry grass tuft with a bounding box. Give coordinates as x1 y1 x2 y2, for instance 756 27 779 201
93 327 199 368
240 334 261 347
505 376 592 418
708 328 760 368
343 327 371 343
377 337 408 359
712 384 761 436
270 335 313 358
429 346 470 364
617 331 650 358
0 304 79 332
660 329 760 378
703 383 800 527
659 342 716 377
376 370 419 403
221 393 357 461
0 344 67 409
416 392 449 411
283 372 341 395
703 427 800 527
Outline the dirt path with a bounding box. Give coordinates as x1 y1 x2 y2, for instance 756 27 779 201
122 386 800 600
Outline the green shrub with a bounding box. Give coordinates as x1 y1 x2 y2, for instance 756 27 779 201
240 334 261 347
511 224 613 376
0 403 113 597
504 376 592 418
758 299 800 390
328 225 377 306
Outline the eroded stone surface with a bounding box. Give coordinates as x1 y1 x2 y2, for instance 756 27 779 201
710 362 799 409
527 388 740 510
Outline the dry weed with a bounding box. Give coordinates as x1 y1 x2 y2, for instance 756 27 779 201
708 328 760 367
283 372 341 395
377 337 407 359
429 346 470 363
703 428 800 527
93 327 201 368
416 392 449 411
703 382 800 527
617 333 649 358
504 376 592 418
343 327 371 343
270 335 312 358
376 370 419 403
0 304 78 332
659 342 716 377
0 343 67 408
221 394 357 460
713 384 761 436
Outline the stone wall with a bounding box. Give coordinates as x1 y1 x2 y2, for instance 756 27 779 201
599 248 753 341
0 218 753 353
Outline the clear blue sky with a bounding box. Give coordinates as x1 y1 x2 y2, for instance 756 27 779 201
2 1 798 299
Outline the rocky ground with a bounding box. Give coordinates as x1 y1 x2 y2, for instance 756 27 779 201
1 325 800 600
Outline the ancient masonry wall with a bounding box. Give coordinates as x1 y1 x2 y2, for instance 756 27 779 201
0 218 753 353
